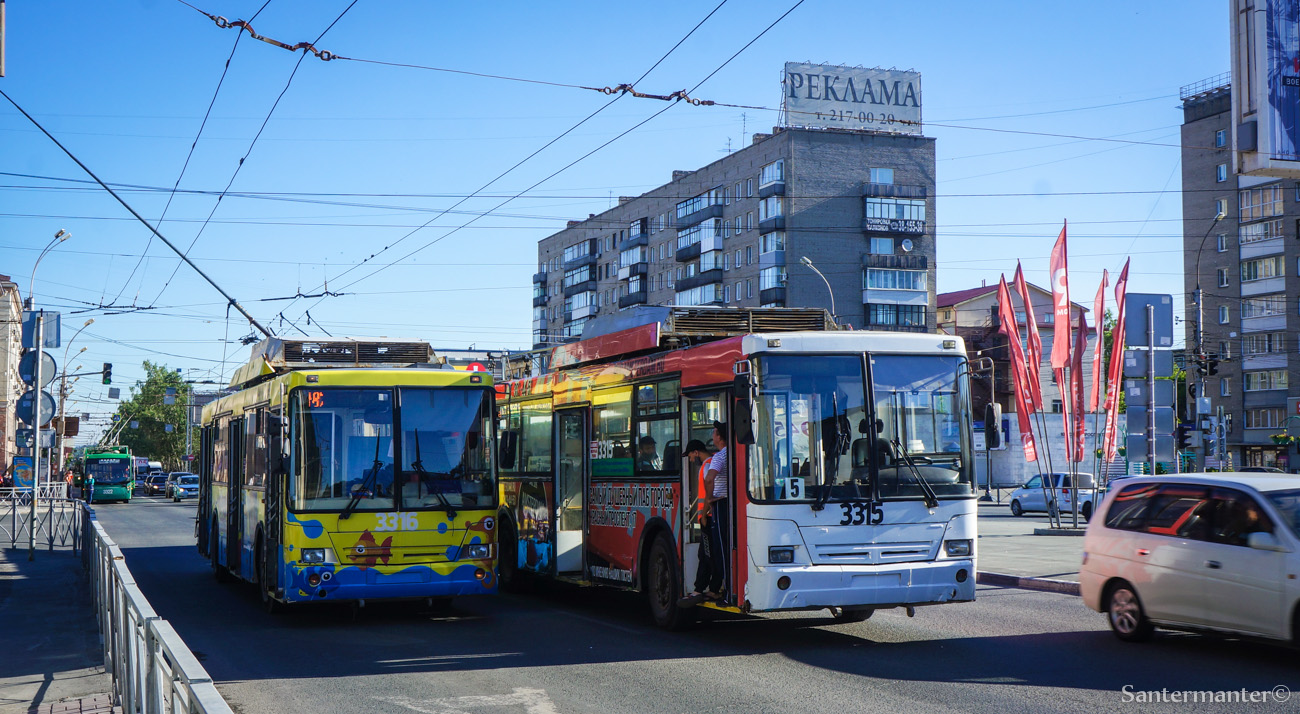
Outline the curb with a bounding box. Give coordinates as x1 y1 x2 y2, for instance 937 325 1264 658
977 571 1081 596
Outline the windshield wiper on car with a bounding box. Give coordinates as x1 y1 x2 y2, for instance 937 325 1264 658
813 391 852 512
891 437 939 509
411 428 456 520
340 436 385 520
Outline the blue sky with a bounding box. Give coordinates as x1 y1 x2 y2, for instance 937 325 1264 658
1 0 1228 442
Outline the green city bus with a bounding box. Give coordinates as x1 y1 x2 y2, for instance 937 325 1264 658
84 446 135 503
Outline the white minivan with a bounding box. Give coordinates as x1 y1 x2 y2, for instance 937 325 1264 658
1080 474 1300 644
1007 472 1098 521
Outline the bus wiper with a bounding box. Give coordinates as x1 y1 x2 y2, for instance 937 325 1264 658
891 437 939 509
411 428 456 520
813 392 851 512
340 436 384 520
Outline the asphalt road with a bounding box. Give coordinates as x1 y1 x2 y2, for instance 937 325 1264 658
94 497 1299 714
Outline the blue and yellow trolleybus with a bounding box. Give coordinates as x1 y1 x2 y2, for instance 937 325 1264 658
197 338 498 610
84 446 134 503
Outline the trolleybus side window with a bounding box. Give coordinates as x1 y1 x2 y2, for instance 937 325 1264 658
591 388 632 478
519 401 552 473
634 380 680 474
397 388 496 509
869 354 974 498
245 407 267 489
212 418 229 485
290 389 395 511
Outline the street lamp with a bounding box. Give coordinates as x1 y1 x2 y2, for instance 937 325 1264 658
799 256 836 322
27 229 70 309
1192 209 1226 468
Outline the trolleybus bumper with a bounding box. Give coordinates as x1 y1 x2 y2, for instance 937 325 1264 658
282 563 496 603
746 558 976 612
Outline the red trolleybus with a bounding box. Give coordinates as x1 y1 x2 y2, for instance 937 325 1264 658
496 307 978 628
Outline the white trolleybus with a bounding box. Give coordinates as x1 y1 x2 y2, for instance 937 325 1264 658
496 307 978 628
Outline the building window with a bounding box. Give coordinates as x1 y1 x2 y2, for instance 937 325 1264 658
1215 198 1229 218
723 187 731 205
746 279 753 298
734 281 742 302
1221 378 1230 396
1216 164 1228 182
747 179 753 197
1239 218 1284 244
864 197 925 222
759 196 784 221
1243 331 1284 354
865 268 927 291
723 253 731 271
1239 184 1284 222
1245 407 1285 429
760 160 784 186
745 246 752 265
1219 305 1230 323
759 266 786 290
1241 256 1285 282
869 167 895 184
1217 267 1229 287
1216 233 1227 252
1241 293 1285 317
676 188 722 220
760 232 785 253
870 237 895 254
1050 400 1063 414
723 285 731 303
734 249 741 268
865 303 926 330
746 212 753 231
1245 369 1290 391
1219 341 1231 359
1215 129 1227 148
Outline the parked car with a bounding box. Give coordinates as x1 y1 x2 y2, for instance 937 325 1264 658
1008 472 1098 520
165 472 196 500
1080 473 1300 644
169 474 199 502
142 474 170 496
1239 466 1286 473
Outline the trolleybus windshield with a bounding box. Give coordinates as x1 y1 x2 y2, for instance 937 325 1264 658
290 387 494 512
85 459 132 485
752 353 972 503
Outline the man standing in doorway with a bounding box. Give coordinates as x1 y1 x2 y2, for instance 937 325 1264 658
681 421 729 604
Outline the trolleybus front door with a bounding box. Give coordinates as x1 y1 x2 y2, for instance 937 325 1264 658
682 392 727 593
555 408 587 576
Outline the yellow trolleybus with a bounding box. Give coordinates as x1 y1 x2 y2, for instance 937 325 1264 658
198 338 498 610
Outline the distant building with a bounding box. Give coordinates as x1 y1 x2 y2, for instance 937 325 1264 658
532 126 937 348
0 275 23 471
1180 76 1293 471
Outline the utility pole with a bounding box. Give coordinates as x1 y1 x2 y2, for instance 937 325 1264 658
29 310 42 561
1 0 7 77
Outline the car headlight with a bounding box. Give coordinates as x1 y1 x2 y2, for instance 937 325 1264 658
301 548 327 564
461 544 492 560
768 546 795 564
943 539 972 557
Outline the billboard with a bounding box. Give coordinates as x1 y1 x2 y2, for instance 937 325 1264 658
783 62 921 135
1232 0 1300 176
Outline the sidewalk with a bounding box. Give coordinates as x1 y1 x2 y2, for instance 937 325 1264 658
0 546 112 714
976 497 1086 595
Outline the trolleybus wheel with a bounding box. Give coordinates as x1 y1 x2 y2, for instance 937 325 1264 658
256 538 281 614
211 519 233 583
647 532 691 631
498 521 524 593
829 606 874 623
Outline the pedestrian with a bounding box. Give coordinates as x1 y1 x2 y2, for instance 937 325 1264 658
679 421 729 605
85 472 95 503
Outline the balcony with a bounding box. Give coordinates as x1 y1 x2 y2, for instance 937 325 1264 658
677 269 724 292
759 250 785 269
619 290 648 309
563 252 596 270
676 242 702 262
759 287 786 305
619 232 648 251
862 254 928 270
532 295 548 308
562 239 598 269
758 181 785 199
678 203 723 229
758 215 785 234
563 279 597 298
617 262 648 281
532 271 547 284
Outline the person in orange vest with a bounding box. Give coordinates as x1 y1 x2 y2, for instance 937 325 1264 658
680 422 730 605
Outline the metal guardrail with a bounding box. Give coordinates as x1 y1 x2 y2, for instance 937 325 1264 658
0 482 70 500
1179 72 1230 101
7 496 234 714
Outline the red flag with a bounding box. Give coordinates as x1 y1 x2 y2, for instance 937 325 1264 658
1089 270 1108 413
1056 366 1073 464
1102 259 1130 460
1049 223 1071 369
998 276 1038 462
1071 309 1087 462
1012 263 1044 413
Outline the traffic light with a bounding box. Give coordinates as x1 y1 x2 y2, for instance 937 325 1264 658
1175 424 1191 451
1188 383 1198 399
1207 357 1220 376
102 362 112 385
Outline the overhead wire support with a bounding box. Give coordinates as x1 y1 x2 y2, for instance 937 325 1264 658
0 88 273 338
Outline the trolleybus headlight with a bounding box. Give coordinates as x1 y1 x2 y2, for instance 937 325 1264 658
768 546 795 564
462 544 492 560
943 540 972 557
301 548 327 564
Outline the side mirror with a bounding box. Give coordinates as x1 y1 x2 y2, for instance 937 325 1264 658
732 373 755 445
498 431 518 469
984 403 1002 450
267 414 286 477
1247 531 1287 552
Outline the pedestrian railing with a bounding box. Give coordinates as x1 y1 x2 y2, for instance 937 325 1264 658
77 505 234 714
0 494 84 550
0 482 70 500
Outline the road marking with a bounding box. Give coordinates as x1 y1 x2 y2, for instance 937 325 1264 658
376 688 558 714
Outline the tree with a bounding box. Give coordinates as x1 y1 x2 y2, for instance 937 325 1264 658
111 361 193 471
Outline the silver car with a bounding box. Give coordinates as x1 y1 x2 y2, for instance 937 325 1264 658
166 472 198 501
